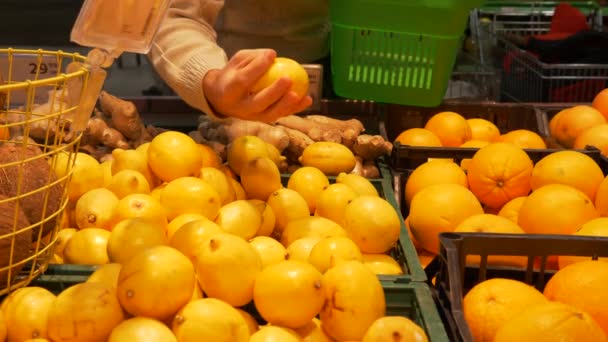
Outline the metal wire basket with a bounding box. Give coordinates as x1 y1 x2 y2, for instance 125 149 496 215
470 1 608 103
0 48 89 295
444 52 501 101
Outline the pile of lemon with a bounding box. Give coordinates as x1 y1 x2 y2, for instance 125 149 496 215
1 132 428 342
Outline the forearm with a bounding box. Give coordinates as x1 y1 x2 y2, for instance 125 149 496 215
148 0 227 118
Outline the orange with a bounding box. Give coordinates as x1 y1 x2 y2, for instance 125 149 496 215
467 118 500 142
596 175 608 217
147 131 203 182
409 183 484 254
558 218 608 268
117 246 195 320
494 301 607 342
404 159 468 206
107 218 168 264
518 184 599 235
454 214 527 267
251 57 309 99
393 128 442 147
544 260 608 335
496 129 547 149
63 228 111 265
530 150 604 201
47 282 125 342
497 196 527 223
592 88 608 120
2 287 56 341
459 140 490 172
160 177 221 221
417 250 435 269
198 143 223 169
108 317 177 342
253 260 324 329
424 111 472 147
404 216 421 251
467 142 533 209
463 278 547 342
574 124 608 156
550 105 607 148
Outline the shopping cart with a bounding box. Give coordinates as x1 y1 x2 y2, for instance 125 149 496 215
444 52 501 101
470 1 608 103
0 48 90 295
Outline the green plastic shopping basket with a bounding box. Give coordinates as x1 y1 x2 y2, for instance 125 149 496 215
329 0 484 107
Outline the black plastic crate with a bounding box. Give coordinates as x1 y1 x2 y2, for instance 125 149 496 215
431 232 608 342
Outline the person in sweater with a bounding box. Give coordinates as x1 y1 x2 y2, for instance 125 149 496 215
148 0 330 123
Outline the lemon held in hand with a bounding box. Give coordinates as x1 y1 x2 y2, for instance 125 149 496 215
251 57 309 99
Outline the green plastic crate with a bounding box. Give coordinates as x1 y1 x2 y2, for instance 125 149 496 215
329 0 484 107
29 265 448 342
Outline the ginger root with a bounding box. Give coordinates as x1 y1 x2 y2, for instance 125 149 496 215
99 91 151 147
353 134 393 161
281 126 314 163
276 115 342 143
83 117 130 149
198 115 289 152
361 161 381 179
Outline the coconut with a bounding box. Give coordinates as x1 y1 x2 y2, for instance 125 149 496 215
0 142 64 239
0 194 33 286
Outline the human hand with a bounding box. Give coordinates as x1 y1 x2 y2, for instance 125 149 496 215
202 49 313 123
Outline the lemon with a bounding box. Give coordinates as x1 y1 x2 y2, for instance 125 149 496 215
111 148 158 188
196 233 262 307
160 177 221 220
47 282 125 342
199 166 236 205
215 200 262 240
51 152 104 201
113 193 168 228
342 196 401 254
230 178 247 200
166 213 207 240
251 57 310 99
265 142 287 168
249 236 287 268
53 228 77 259
147 131 203 182
285 237 321 262
308 236 363 273
74 188 119 230
361 254 403 275
117 246 195 320
266 188 310 236
295 318 334 342
281 216 347 247
135 142 150 155
169 219 223 265
197 143 223 169
250 326 301 342
362 316 429 342
320 261 386 341
107 218 168 264
236 309 259 336
248 200 276 237
109 317 177 342
287 166 330 214
101 160 113 187
336 172 379 197
240 157 283 201
3 287 56 342
87 263 122 289
253 260 324 329
172 298 249 342
107 169 151 199
226 136 270 176
314 183 360 226
299 142 357 176
63 228 111 265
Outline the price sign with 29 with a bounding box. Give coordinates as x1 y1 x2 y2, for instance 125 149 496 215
0 54 61 106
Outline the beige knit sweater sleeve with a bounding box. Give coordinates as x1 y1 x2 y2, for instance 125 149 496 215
148 0 227 117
